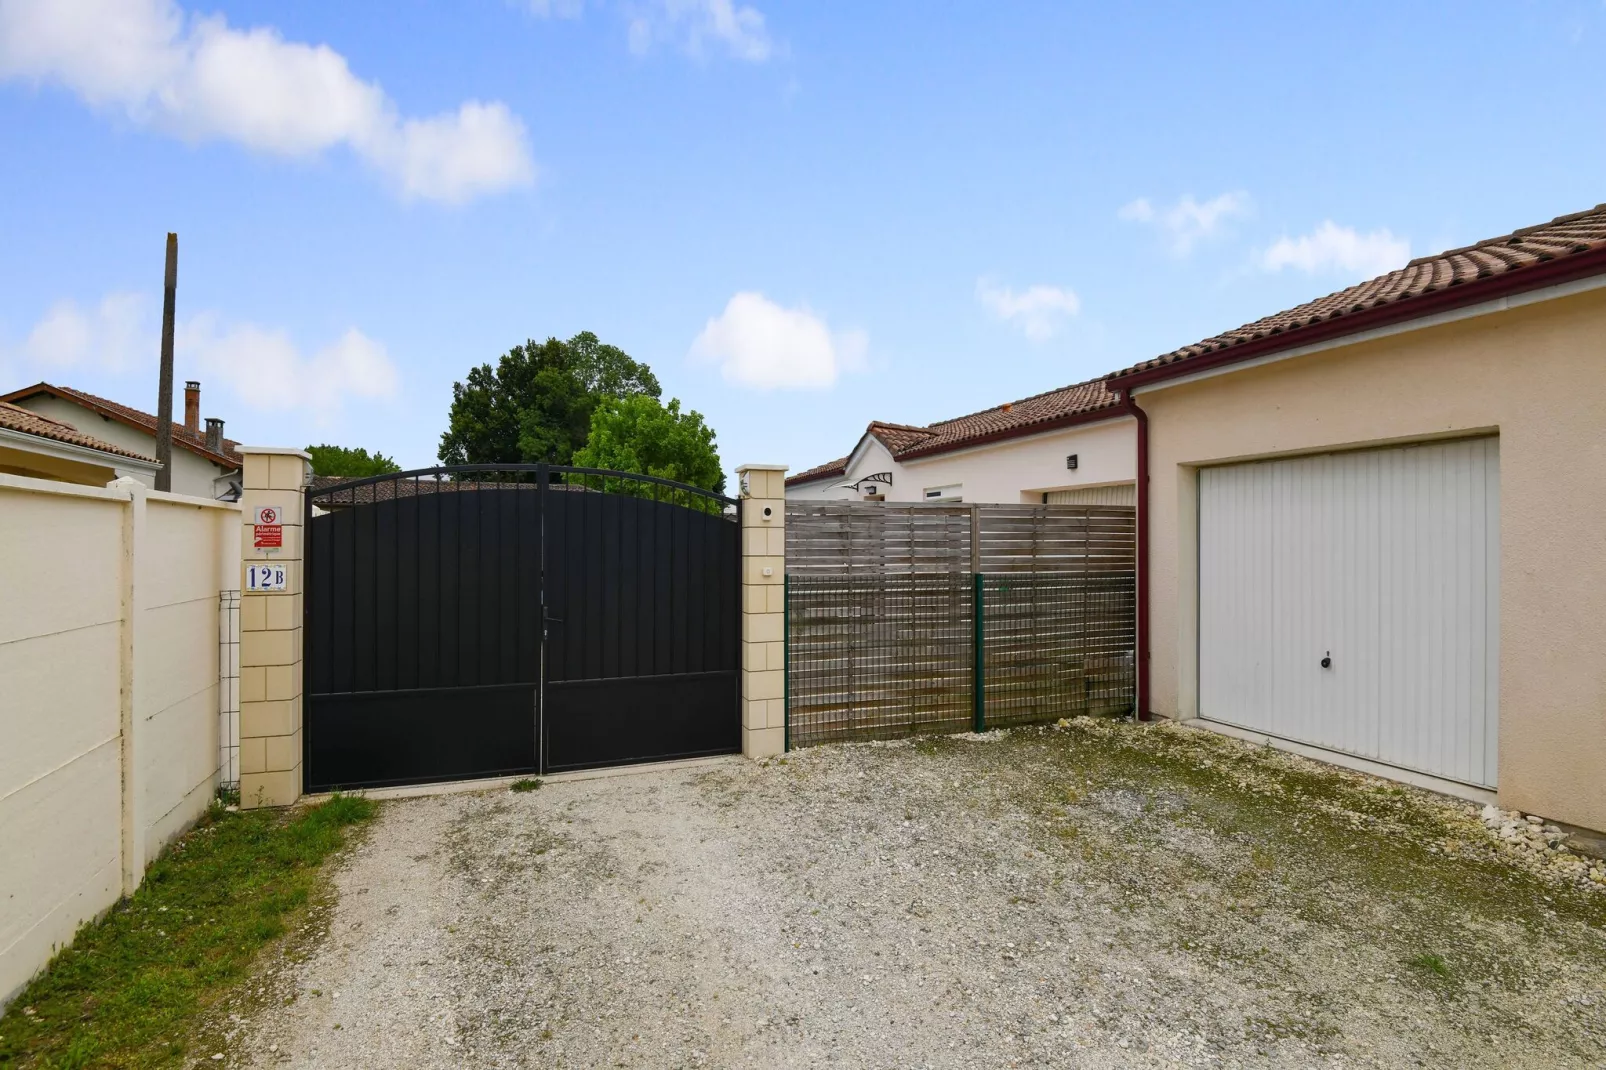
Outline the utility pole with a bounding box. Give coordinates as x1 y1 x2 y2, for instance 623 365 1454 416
154 233 177 492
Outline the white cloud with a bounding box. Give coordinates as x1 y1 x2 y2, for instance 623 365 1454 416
521 0 587 16
3 291 399 419
0 0 535 203
627 0 773 62
975 279 1080 342
689 292 864 389
1119 191 1251 256
178 317 398 416
1260 221 1411 279
13 292 150 371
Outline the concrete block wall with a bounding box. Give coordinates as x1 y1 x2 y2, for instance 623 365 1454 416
737 464 787 758
238 448 310 808
0 472 238 1008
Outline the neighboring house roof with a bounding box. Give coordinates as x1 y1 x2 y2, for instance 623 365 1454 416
0 382 243 469
864 421 937 453
0 401 158 462
901 378 1122 460
786 376 1123 486
1113 202 1606 385
787 456 850 486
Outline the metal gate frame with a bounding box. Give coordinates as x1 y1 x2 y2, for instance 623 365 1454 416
303 464 741 791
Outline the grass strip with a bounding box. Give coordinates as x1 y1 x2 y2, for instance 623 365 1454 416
0 794 375 1070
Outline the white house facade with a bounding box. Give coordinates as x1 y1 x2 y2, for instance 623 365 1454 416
1 381 242 500
787 377 1137 505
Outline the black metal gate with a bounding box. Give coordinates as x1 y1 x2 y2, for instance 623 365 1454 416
303 466 741 792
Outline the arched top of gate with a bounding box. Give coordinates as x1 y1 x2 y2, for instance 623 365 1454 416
308 464 739 519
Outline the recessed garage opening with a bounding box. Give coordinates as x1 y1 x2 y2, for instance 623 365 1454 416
1198 436 1499 789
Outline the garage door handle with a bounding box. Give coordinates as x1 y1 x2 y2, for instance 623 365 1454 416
1321 652 1332 669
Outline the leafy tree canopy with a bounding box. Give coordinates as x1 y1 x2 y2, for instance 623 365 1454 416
571 394 725 495
306 444 401 478
437 331 661 466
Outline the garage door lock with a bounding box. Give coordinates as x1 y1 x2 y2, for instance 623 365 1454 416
1321 652 1332 669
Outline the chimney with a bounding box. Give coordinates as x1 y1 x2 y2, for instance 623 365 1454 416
205 417 224 454
184 380 201 433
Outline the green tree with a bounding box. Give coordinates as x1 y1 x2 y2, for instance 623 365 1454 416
306 444 402 478
437 331 661 466
571 394 726 497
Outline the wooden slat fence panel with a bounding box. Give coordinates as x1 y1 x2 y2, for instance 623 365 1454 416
784 502 1137 747
786 502 1134 575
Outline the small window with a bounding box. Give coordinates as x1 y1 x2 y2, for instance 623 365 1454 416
924 484 962 502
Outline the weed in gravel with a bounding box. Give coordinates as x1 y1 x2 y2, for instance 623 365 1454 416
510 778 543 793
1410 952 1452 978
0 794 374 1070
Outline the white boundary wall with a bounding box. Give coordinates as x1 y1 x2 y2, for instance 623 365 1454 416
0 473 240 1007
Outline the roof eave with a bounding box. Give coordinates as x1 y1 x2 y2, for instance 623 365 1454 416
1111 246 1606 391
0 424 160 472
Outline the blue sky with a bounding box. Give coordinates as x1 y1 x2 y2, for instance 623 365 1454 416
1 1 1602 479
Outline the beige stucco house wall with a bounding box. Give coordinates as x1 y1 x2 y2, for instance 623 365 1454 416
1136 281 1606 831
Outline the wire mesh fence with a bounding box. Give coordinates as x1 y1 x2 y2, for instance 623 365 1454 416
218 589 241 791
980 572 1135 729
786 575 975 745
786 571 1135 748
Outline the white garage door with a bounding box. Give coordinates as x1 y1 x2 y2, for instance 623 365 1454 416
1198 437 1499 788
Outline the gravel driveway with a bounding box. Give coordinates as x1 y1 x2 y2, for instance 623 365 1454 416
233 719 1606 1069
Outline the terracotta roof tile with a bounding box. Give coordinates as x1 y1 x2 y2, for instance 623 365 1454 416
865 422 936 453
0 401 157 462
786 456 850 486
1115 202 1606 379
0 382 242 469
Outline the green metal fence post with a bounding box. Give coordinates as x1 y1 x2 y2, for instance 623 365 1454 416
783 575 791 752
973 572 985 733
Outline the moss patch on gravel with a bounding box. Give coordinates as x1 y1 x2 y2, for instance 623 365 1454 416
938 720 1606 1003
0 795 374 1070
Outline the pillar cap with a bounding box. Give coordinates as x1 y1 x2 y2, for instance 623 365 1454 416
734 463 788 473
238 446 312 460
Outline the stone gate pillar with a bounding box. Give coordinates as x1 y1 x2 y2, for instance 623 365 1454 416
237 447 311 808
736 464 787 758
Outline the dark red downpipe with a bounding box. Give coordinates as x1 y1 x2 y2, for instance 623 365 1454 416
1120 389 1151 721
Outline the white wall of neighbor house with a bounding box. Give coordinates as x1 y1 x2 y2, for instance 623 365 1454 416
14 395 234 498
899 417 1135 504
0 473 240 1009
787 417 1137 505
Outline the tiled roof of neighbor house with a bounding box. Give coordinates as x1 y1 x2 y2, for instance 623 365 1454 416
1114 202 1606 381
786 376 1123 486
905 378 1122 459
0 401 157 462
787 456 850 485
0 382 243 469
